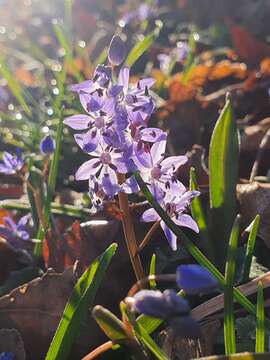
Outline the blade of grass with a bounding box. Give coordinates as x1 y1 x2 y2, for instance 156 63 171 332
224 215 239 355
53 23 83 83
125 22 162 68
182 31 197 84
149 254 156 289
45 243 117 360
134 171 270 329
209 94 239 271
34 107 64 257
0 200 92 219
189 167 214 260
0 57 31 115
242 215 260 282
256 281 265 353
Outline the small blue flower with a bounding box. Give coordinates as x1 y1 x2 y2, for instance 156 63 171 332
40 135 56 155
0 352 15 360
0 149 24 175
133 289 190 319
0 214 31 247
108 35 126 66
176 264 218 295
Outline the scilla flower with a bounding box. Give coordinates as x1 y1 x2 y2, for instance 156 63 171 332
0 214 31 247
176 264 219 295
0 149 24 175
40 135 56 155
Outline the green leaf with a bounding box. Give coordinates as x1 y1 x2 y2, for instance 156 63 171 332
209 95 240 270
224 215 240 355
256 281 265 353
45 243 117 360
0 57 31 115
34 107 64 257
92 305 127 342
134 172 270 330
242 215 260 282
125 22 162 68
149 254 156 289
189 167 214 260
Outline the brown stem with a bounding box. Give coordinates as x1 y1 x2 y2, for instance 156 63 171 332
127 274 176 297
82 341 113 360
137 220 160 254
117 174 144 280
250 128 270 181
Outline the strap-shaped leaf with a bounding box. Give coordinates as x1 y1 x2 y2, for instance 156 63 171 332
209 95 239 270
45 243 117 360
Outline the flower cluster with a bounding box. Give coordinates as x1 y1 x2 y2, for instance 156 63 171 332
128 265 218 338
64 35 199 250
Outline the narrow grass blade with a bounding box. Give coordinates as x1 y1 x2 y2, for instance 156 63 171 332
34 107 64 257
0 200 91 219
45 243 117 360
182 31 197 84
209 94 239 271
0 57 31 115
53 23 83 82
134 172 270 330
256 281 265 353
149 254 156 289
242 215 260 282
224 215 240 355
189 167 214 260
125 22 162 68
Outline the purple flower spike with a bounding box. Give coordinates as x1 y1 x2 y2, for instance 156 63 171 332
40 135 56 155
133 289 190 319
108 35 126 66
176 264 218 295
0 149 24 175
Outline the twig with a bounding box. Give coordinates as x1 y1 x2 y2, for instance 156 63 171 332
82 341 113 360
137 220 160 253
127 274 176 297
250 128 270 181
117 174 144 280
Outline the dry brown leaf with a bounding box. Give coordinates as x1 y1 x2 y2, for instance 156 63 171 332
15 68 37 87
237 182 270 247
260 57 270 76
208 60 247 80
241 117 270 152
0 267 93 359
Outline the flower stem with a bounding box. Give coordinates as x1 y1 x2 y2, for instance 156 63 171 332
82 341 113 360
118 174 144 280
137 220 160 254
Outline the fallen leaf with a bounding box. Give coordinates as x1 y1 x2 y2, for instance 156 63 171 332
237 182 270 247
15 68 37 87
228 21 270 65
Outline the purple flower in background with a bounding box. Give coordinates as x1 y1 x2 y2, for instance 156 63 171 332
120 3 155 26
108 35 126 66
141 189 200 250
131 289 200 338
0 214 30 247
0 149 24 175
176 265 219 295
158 43 189 75
133 289 190 318
40 135 56 155
0 353 15 360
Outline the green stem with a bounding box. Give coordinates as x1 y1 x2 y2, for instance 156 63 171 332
134 172 270 328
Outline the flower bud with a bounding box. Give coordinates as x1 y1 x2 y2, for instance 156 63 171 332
133 289 190 319
108 35 126 66
40 135 56 155
176 264 218 295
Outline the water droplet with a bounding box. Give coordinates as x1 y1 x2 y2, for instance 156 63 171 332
47 108 53 116
53 88 59 95
15 113 22 120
